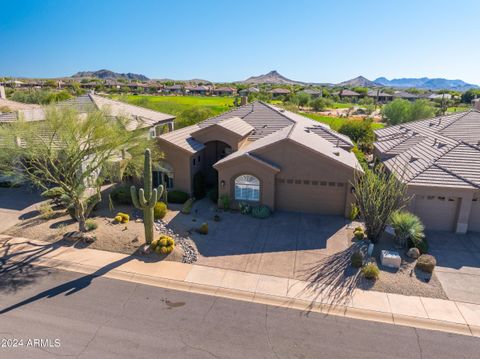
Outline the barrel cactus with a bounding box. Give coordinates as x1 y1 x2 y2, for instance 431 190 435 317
251 205 271 219
131 149 164 244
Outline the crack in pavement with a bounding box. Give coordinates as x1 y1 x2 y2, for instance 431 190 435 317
265 306 281 359
74 283 139 359
414 328 424 359
179 334 222 359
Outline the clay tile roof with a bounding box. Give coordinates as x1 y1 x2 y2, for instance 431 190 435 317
374 110 480 189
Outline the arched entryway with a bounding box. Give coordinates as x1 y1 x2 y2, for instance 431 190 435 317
204 140 232 186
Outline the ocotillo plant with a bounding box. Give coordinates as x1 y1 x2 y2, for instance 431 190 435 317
131 149 164 244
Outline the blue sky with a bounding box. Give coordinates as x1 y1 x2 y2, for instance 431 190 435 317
1 0 480 84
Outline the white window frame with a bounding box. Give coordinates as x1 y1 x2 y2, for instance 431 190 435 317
234 175 260 201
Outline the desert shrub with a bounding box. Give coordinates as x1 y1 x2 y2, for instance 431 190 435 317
114 212 129 223
361 262 380 280
181 198 194 214
351 250 364 268
416 254 436 273
198 222 208 235
239 202 252 215
251 205 271 219
41 187 65 200
350 204 360 221
390 211 425 248
153 202 168 220
338 119 374 145
353 228 365 240
39 203 55 219
219 194 230 209
150 235 175 255
85 219 98 231
193 172 206 199
167 190 189 204
207 186 218 204
110 185 132 205
408 236 429 255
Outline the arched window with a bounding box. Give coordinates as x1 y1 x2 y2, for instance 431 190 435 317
234 175 260 201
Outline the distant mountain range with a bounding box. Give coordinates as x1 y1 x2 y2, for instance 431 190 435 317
72 69 149 81
374 77 478 91
337 76 381 88
242 70 305 85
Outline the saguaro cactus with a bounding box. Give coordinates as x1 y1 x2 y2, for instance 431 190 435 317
131 149 164 244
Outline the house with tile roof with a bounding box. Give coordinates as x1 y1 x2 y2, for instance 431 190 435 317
374 110 480 233
157 101 362 216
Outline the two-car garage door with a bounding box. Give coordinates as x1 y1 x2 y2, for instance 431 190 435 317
275 179 347 215
412 195 459 231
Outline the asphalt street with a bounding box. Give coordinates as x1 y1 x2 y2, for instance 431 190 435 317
1 266 479 358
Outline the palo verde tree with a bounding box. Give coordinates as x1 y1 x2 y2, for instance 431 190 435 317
353 165 410 243
0 106 146 232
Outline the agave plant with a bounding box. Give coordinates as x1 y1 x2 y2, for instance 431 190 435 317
390 210 425 248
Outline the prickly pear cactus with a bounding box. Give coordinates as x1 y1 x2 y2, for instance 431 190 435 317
130 149 164 244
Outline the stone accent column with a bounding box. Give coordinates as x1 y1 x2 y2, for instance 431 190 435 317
456 192 474 234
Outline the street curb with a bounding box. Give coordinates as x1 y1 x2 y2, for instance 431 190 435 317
16 256 479 338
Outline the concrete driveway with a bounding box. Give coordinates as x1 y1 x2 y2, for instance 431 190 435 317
166 199 352 280
0 186 43 233
428 231 480 304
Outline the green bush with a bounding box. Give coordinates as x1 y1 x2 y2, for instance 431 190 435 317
416 254 436 273
390 211 425 248
351 250 364 268
408 236 429 254
38 203 55 219
110 185 133 205
207 186 218 204
338 119 374 145
193 172 206 199
361 262 380 280
219 194 230 209
354 228 365 240
251 205 271 219
239 202 252 215
181 198 194 214
153 202 168 220
167 190 189 204
85 219 98 231
198 222 208 235
41 187 65 200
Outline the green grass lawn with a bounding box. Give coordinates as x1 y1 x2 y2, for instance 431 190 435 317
300 112 385 131
112 95 235 116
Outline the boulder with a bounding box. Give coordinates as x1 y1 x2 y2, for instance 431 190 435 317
380 250 401 269
407 247 420 259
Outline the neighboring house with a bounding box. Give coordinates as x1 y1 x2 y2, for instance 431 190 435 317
367 90 393 103
157 101 361 216
374 110 480 233
239 87 260 97
212 87 236 96
473 98 480 110
299 89 322 98
0 93 176 137
393 91 419 101
339 89 360 102
268 88 291 98
163 84 184 95
427 93 453 100
186 85 210 96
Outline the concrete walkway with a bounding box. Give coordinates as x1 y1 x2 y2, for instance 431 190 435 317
2 234 480 338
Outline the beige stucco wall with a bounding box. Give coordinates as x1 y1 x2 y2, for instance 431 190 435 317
255 139 357 217
192 126 246 151
215 155 277 209
215 139 358 216
157 139 193 194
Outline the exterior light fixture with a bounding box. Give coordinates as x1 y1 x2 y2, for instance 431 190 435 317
220 180 226 188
